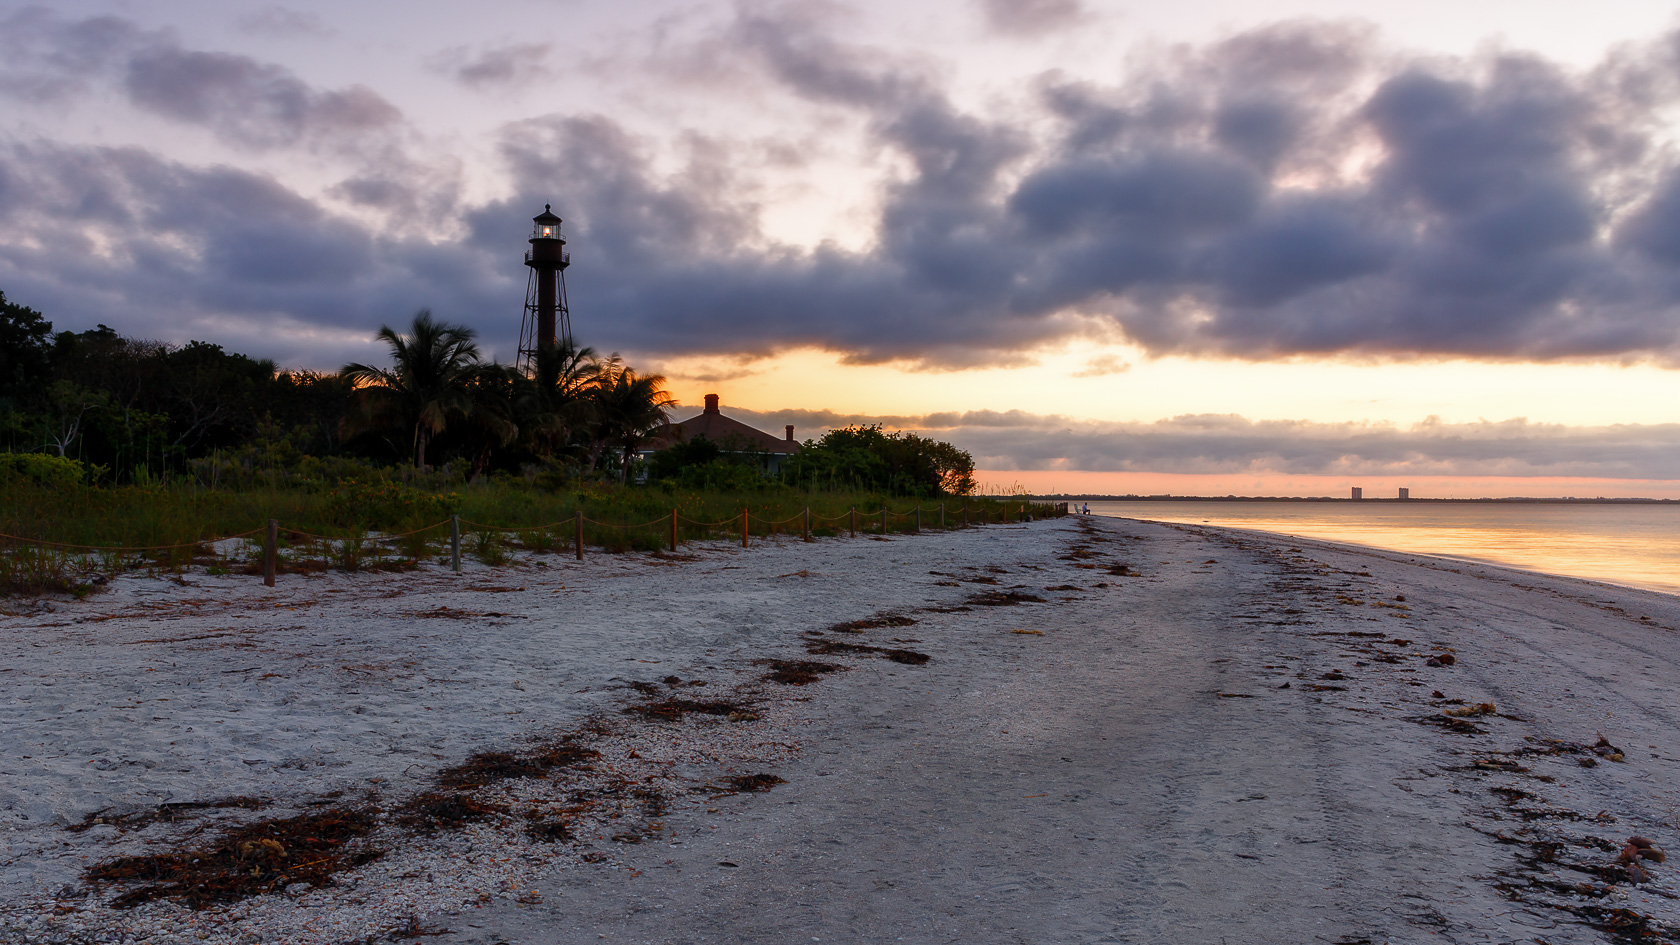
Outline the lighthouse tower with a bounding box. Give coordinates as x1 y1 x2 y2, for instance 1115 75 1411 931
517 204 571 374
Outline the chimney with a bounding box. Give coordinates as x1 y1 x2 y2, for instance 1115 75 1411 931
704 393 719 414
785 425 795 442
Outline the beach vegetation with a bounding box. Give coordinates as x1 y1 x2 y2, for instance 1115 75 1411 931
780 424 977 496
586 358 677 483
341 310 501 470
0 292 1053 594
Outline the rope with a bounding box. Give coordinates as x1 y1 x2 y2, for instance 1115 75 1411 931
675 514 737 528
0 526 266 553
579 516 670 530
457 518 572 533
282 520 451 543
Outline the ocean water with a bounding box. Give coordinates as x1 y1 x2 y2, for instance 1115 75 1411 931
1085 500 1680 596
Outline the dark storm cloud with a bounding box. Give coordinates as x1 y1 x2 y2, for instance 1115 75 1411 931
7 9 1680 370
480 11 1680 365
717 407 1680 481
0 142 508 366
124 48 399 149
0 9 399 150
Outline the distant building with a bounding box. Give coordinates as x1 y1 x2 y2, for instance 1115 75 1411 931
1351 486 1363 500
639 393 802 473
1398 487 1410 500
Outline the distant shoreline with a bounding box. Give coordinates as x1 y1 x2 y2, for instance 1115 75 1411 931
1025 494 1680 504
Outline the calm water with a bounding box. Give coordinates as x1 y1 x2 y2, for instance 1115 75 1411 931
1086 501 1680 596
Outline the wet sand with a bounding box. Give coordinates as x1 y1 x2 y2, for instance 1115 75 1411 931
4 514 1679 943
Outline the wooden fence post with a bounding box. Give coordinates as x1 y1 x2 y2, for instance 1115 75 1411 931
450 514 461 572
741 508 750 548
263 519 278 587
803 507 811 542
880 508 888 534
575 511 584 560
670 508 679 552
850 507 857 538
914 506 920 533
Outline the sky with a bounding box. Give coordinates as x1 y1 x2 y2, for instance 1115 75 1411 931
3 0 1680 497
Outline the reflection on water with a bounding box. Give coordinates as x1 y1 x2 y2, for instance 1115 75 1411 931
1087 501 1680 596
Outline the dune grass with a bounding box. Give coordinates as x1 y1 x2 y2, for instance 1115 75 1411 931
0 479 1063 595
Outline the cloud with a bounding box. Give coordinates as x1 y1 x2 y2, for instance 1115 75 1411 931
0 142 498 367
0 9 153 103
124 48 400 150
8 10 1680 371
0 10 400 151
1071 354 1129 377
233 7 332 38
426 42 554 89
715 406 1680 481
490 12 1680 366
976 0 1086 36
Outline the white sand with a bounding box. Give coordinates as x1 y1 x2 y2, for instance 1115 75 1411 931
3 515 1679 943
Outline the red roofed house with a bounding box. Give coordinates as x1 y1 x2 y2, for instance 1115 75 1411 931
639 393 801 474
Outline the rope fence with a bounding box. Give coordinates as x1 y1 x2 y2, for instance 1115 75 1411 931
0 501 1070 589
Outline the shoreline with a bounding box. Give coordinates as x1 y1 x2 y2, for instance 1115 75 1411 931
4 517 1680 943
1139 516 1680 603
1040 496 1680 504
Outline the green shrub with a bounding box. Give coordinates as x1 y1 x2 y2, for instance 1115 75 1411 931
325 479 457 530
0 545 103 596
470 530 507 566
0 453 93 487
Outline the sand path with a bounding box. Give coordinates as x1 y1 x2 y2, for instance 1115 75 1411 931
4 514 1679 944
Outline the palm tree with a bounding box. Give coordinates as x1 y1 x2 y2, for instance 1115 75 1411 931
514 339 601 462
457 362 522 477
341 310 486 469
589 359 677 483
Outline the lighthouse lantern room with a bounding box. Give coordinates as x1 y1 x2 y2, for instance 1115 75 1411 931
518 203 572 373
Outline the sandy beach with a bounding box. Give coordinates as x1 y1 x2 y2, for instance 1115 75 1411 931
3 514 1680 944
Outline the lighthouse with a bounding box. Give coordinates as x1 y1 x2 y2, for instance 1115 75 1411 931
517 204 572 373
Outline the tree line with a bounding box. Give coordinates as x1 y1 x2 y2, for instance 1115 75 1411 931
0 292 976 495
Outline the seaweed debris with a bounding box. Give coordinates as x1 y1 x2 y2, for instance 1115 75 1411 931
525 819 571 842
393 792 508 833
966 590 1047 607
757 658 848 685
827 613 918 633
1485 826 1679 943
628 698 755 721
85 807 382 909
806 638 931 665
1408 713 1487 735
68 796 267 834
434 743 599 789
719 774 786 792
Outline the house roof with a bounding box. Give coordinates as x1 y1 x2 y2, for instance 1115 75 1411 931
643 394 800 455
